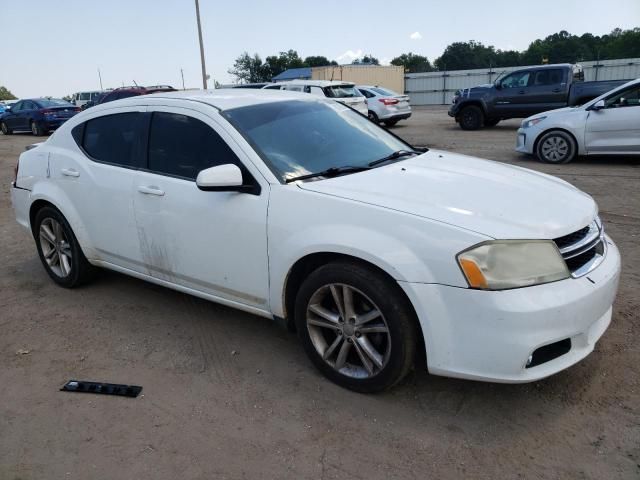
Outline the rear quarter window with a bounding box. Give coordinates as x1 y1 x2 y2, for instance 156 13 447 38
81 112 146 168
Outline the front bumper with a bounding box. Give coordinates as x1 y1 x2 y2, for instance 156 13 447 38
515 126 539 154
401 235 621 383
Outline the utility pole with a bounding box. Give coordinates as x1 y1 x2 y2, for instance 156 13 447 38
194 0 208 89
97 68 103 90
180 69 186 90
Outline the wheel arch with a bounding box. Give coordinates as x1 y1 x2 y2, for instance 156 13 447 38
281 251 426 364
533 127 580 158
456 100 487 117
28 188 94 258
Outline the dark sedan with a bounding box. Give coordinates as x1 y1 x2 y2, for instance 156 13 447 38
1 98 80 136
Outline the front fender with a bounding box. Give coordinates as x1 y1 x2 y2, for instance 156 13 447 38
267 186 487 317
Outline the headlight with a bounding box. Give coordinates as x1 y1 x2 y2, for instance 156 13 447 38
521 116 546 128
457 240 569 290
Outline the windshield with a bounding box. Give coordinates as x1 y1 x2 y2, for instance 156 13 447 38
223 100 411 182
323 85 363 98
37 99 72 107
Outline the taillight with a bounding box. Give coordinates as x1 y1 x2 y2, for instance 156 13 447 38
74 107 81 112
379 98 399 106
40 108 54 115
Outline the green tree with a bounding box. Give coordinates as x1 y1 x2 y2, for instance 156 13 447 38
352 55 379 65
304 55 338 67
0 86 17 101
390 52 433 73
263 50 306 78
228 52 269 83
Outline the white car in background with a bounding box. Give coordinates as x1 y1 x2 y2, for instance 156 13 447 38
357 85 412 127
11 90 620 392
71 91 104 109
517 78 640 163
262 80 367 115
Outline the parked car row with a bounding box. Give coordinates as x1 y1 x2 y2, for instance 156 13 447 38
254 80 413 126
517 77 640 163
10 88 621 392
449 63 629 130
1 86 178 136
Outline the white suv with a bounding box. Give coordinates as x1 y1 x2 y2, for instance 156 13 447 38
10 89 620 392
357 85 412 127
263 80 367 115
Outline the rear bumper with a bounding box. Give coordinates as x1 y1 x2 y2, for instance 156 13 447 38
42 118 71 130
401 235 621 383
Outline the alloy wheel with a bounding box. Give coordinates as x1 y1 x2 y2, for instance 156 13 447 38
541 136 569 162
306 283 391 379
39 218 73 278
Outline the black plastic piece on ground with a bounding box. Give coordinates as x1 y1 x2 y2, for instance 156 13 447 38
60 380 142 397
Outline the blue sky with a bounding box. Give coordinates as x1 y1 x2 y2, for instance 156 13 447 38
2 0 639 98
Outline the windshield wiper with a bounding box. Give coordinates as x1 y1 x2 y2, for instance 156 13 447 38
285 165 371 183
368 149 419 167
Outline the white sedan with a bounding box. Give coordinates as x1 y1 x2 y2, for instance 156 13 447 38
517 78 640 163
10 89 620 392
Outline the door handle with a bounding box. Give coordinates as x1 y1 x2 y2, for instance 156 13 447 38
518 90 526 94
552 88 561 93
61 168 80 177
137 185 165 196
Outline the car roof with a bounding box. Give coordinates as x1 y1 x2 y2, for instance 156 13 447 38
88 88 320 112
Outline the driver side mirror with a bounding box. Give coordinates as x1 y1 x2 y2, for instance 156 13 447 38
495 82 502 90
590 99 605 111
196 164 255 193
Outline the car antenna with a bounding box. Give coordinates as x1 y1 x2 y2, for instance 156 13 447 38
132 80 139 87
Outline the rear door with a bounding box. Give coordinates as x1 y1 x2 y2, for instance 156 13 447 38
51 108 147 270
19 100 38 130
527 68 567 111
585 83 640 154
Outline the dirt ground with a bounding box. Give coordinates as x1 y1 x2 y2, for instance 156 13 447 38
1 107 638 480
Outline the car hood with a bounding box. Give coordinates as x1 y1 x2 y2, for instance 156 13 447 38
525 106 581 120
457 84 494 98
298 150 596 239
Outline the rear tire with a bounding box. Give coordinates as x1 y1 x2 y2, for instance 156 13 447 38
294 261 417 393
384 119 398 127
458 105 484 130
1 121 12 135
31 120 46 136
368 111 379 123
33 206 95 288
535 130 577 164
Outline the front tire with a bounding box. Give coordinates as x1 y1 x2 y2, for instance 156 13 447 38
1 121 12 135
33 206 95 288
294 261 417 393
458 105 484 130
535 130 577 164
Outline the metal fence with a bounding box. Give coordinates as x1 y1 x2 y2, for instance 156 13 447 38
405 57 640 105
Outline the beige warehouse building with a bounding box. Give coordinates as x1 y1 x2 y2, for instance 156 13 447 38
311 65 405 94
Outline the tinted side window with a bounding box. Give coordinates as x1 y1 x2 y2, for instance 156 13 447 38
533 69 563 86
82 113 145 167
148 112 240 180
11 101 23 111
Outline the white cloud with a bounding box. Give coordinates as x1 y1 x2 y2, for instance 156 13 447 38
380 57 391 66
410 31 423 40
336 49 363 64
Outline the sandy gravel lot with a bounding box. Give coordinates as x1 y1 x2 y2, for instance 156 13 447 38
1 107 638 479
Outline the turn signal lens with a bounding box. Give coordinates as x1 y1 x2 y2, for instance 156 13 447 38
459 258 489 289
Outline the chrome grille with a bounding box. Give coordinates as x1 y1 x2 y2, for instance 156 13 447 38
553 218 605 277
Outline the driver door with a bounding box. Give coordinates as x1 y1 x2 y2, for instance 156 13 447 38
492 71 533 117
132 107 271 312
585 84 640 154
